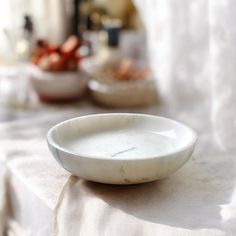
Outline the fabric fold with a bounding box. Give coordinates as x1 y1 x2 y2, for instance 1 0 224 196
0 152 7 236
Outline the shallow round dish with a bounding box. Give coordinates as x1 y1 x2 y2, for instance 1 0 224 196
29 65 88 103
47 113 197 184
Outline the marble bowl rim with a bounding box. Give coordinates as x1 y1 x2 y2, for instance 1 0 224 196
47 113 198 161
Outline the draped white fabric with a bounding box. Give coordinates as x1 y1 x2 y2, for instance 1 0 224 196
134 0 236 151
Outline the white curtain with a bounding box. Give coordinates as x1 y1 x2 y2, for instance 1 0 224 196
0 0 69 64
134 0 236 151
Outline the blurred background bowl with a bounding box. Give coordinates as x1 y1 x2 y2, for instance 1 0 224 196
29 65 88 103
88 77 157 107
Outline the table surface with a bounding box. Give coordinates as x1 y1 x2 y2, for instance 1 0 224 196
1 95 236 235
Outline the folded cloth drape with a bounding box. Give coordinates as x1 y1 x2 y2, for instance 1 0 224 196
6 156 70 236
0 153 7 236
0 106 98 235
4 155 228 236
56 176 226 236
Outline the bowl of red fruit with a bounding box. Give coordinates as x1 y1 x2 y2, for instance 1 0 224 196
29 36 88 103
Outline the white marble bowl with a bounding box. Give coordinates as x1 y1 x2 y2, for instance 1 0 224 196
29 65 88 102
47 113 197 184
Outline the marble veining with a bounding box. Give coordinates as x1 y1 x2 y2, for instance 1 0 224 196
111 147 137 157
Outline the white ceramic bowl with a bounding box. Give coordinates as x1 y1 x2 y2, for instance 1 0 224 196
88 78 157 107
47 113 197 184
29 65 88 102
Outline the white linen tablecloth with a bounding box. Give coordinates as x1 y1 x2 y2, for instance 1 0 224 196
1 100 236 236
